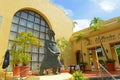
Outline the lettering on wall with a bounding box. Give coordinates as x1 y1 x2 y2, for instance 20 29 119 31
86 32 120 46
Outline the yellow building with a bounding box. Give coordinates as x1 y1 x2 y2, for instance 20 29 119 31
69 17 120 70
0 0 73 77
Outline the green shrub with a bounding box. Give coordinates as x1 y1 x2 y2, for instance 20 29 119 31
69 71 88 80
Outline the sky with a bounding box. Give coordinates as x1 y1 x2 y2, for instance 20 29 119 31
49 0 120 32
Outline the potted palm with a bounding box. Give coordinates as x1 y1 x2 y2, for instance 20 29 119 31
105 59 115 71
11 32 43 77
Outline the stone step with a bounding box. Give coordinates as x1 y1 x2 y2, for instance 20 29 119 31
89 75 120 80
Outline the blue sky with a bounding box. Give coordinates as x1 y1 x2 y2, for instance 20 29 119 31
49 0 120 32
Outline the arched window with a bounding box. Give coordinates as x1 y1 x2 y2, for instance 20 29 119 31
8 10 52 70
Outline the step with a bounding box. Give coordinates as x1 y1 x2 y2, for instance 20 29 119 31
89 75 120 80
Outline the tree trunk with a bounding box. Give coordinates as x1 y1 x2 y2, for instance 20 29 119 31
98 36 109 60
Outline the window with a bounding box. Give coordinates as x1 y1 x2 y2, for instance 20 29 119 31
34 24 40 30
28 15 34 21
9 32 17 40
21 12 28 19
20 18 27 26
11 24 18 32
8 10 53 71
27 21 33 28
13 16 19 23
96 47 103 57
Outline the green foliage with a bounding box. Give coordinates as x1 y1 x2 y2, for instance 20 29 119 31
69 71 88 80
10 32 43 66
20 53 31 66
56 37 71 55
10 50 22 66
90 17 104 26
74 32 84 42
56 37 71 64
89 17 110 60
116 47 120 62
117 17 120 23
89 17 105 32
105 59 115 63
12 32 43 51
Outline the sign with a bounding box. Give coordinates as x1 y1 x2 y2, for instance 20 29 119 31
86 32 120 46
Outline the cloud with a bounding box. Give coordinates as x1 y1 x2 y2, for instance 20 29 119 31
73 19 90 32
48 0 74 17
55 5 74 17
91 0 120 12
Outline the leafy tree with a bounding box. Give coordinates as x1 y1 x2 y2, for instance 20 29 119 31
74 32 89 64
56 37 71 65
11 32 43 66
89 17 109 60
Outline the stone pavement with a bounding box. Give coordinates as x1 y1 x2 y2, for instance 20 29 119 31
25 73 72 80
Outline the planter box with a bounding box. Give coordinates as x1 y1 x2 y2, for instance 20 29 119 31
105 63 115 71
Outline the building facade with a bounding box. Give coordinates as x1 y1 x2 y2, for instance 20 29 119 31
70 17 120 70
0 0 73 75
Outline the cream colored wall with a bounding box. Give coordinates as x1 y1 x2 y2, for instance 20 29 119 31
0 0 73 76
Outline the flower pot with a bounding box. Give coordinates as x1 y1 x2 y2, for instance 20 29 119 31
13 66 20 76
20 66 30 77
80 65 86 72
105 63 115 71
60 70 69 73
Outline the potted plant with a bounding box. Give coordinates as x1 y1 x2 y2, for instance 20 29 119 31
105 59 115 71
11 32 43 77
10 46 21 76
20 53 31 77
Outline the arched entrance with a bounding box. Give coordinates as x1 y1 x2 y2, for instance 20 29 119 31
7 10 53 71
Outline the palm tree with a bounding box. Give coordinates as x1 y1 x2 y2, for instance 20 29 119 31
89 17 109 60
73 21 78 31
74 32 89 64
56 37 71 65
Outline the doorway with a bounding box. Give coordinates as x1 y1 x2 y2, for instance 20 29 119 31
88 47 103 70
114 42 120 64
76 50 82 65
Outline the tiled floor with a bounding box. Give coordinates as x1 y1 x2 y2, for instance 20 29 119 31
84 69 120 79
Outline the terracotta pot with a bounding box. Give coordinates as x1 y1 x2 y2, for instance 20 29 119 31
13 66 20 76
80 65 86 72
105 63 115 71
60 70 69 73
20 66 30 77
